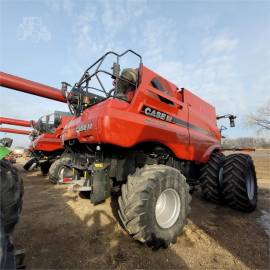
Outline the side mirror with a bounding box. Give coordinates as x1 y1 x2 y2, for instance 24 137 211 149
61 82 71 96
229 115 236 127
216 114 237 128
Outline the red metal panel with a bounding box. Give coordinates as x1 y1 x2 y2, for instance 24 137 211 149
0 127 30 135
62 66 221 163
0 72 66 103
32 133 63 151
0 117 33 127
31 115 73 152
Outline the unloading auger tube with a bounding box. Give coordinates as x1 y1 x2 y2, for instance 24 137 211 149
0 128 31 135
0 117 34 127
0 72 66 102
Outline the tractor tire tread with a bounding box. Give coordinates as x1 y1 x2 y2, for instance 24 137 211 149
199 152 225 203
118 164 190 249
0 160 23 234
222 154 257 212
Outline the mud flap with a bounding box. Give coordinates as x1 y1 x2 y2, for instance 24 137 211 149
90 164 111 205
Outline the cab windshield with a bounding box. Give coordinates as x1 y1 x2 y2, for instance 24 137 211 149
33 111 71 134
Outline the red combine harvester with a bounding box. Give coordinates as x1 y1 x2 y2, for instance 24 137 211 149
60 50 258 248
0 76 73 182
25 112 73 180
0 50 257 248
0 115 72 180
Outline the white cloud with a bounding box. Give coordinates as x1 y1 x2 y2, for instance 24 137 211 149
44 0 74 16
61 0 147 76
17 17 51 43
67 2 244 118
155 56 247 117
101 0 147 36
142 18 178 66
202 34 238 54
72 5 100 54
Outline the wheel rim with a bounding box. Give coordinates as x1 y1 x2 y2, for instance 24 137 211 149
58 167 65 179
155 188 181 229
246 166 255 201
29 162 37 171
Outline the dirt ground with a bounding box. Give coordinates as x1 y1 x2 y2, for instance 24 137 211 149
13 150 270 269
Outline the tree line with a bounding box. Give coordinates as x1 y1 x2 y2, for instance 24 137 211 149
222 137 270 149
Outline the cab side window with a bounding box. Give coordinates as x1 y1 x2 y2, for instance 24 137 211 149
151 77 174 105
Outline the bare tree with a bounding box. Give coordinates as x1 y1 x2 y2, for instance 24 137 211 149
222 137 270 149
247 99 270 132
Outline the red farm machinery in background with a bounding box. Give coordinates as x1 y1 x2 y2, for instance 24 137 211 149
25 111 73 179
0 74 73 181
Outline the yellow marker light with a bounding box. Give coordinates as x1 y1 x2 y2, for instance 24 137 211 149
95 163 103 168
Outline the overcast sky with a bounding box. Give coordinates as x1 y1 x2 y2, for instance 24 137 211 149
0 0 269 147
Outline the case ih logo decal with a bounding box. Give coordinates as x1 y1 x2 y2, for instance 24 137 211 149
142 106 215 138
143 106 173 123
76 122 92 132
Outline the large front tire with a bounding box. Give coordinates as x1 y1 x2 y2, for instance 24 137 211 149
0 160 23 234
222 154 257 212
118 165 191 249
0 160 23 269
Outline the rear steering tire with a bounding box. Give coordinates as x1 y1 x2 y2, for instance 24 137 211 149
118 164 191 249
23 157 38 171
222 153 257 212
199 152 225 203
48 156 72 184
